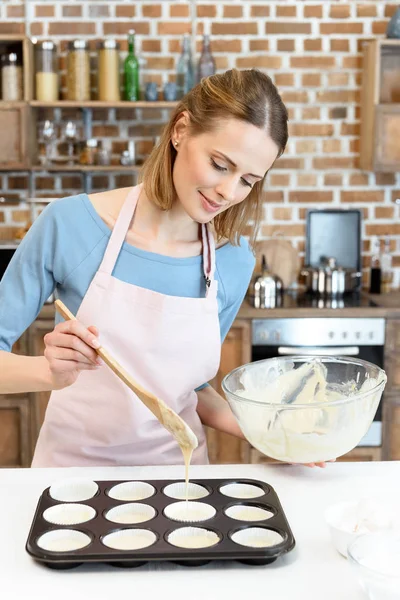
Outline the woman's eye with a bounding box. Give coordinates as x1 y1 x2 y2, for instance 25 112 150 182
241 178 253 188
210 158 226 172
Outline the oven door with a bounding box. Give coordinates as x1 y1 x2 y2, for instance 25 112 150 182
251 344 384 447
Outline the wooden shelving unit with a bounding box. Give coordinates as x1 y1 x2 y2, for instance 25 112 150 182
360 39 400 172
30 165 142 172
30 100 176 109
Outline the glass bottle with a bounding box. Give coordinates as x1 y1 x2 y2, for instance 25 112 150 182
197 34 216 83
123 30 139 101
98 40 120 102
35 41 58 102
381 236 392 294
67 40 90 101
176 33 194 99
369 236 382 294
1 52 23 101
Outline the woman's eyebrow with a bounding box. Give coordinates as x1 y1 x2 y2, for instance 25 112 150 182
213 150 263 179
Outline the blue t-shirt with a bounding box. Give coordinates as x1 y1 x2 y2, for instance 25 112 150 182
0 194 255 388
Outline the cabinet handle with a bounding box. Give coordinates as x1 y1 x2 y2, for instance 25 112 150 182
278 346 360 356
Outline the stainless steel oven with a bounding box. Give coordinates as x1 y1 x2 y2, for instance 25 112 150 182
252 318 385 447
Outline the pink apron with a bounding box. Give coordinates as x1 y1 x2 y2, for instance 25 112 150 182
32 184 221 467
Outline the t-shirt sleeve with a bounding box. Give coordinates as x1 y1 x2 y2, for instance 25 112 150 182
0 202 61 351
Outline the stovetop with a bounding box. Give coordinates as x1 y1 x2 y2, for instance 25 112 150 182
272 292 378 310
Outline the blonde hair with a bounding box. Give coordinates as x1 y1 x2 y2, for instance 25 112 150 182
140 69 288 248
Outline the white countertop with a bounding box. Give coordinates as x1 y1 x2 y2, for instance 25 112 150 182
2 461 399 600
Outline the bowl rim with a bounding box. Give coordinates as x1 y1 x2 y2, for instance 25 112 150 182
347 530 400 580
221 356 387 409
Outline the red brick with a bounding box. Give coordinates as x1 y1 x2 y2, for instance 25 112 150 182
261 191 284 203
304 39 322 52
330 39 350 52
49 22 95 35
251 5 270 17
302 73 321 87
262 224 306 237
35 4 54 17
236 56 282 69
250 40 269 51
170 4 189 17
290 191 333 203
197 4 217 17
116 5 136 18
290 123 334 137
298 174 317 187
372 21 390 35
296 140 317 153
320 23 364 35
30 22 43 36
276 5 297 17
323 139 342 153
266 22 311 35
330 4 351 18
281 91 309 104
316 90 359 103
105 21 150 35
342 191 384 203
278 40 295 52
62 5 82 17
142 40 162 53
270 174 290 187
291 56 336 69
273 208 293 220
211 39 242 53
223 5 243 18
89 5 109 18
213 22 257 35
0 23 24 34
357 4 377 18
313 157 357 169
375 207 395 219
367 224 400 236
375 173 396 186
142 4 162 18
275 73 295 87
343 56 362 69
92 125 120 137
324 174 343 186
302 107 321 120
341 123 360 136
275 157 305 169
7 5 25 17
304 5 323 18
326 73 350 87
158 21 191 35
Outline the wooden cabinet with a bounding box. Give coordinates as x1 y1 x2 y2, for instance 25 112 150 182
382 317 400 460
360 39 400 172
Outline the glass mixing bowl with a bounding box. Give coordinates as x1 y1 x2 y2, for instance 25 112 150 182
348 531 400 600
221 356 386 464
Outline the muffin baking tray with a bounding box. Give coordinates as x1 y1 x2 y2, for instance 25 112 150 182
25 478 295 568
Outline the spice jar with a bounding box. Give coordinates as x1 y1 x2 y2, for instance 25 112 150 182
98 40 120 102
79 138 98 165
35 41 58 102
1 53 23 101
67 40 90 101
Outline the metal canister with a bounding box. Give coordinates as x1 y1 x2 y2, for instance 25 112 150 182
251 255 284 309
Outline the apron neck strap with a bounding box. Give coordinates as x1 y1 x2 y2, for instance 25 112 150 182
99 185 217 291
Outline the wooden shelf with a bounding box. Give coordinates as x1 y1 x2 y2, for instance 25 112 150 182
31 165 141 172
30 101 177 109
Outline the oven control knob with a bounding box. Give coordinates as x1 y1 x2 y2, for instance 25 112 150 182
273 330 280 342
260 331 268 341
342 332 347 339
356 331 361 339
369 331 374 340
329 331 334 339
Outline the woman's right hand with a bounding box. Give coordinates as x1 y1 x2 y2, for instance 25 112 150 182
44 320 102 390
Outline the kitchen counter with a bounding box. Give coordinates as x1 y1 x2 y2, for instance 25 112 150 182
2 462 399 600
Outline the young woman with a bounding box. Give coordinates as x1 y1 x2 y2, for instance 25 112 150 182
0 69 325 468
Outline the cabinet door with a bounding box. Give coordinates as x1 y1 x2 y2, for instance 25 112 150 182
0 395 30 467
27 318 53 454
206 320 252 464
374 105 400 172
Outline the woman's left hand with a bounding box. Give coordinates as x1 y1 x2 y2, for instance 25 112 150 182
302 459 336 468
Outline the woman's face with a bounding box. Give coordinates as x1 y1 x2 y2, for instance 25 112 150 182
172 116 279 224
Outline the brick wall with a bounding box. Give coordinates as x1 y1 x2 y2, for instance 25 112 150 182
1 0 400 288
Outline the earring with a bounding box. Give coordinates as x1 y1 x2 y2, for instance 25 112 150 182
174 140 179 147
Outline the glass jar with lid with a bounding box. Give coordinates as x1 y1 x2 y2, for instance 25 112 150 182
35 40 58 102
1 52 23 101
67 40 90 101
98 40 120 102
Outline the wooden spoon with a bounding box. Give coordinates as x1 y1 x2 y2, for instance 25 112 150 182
54 299 198 452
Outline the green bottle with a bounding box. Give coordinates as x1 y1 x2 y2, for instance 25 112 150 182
124 29 139 101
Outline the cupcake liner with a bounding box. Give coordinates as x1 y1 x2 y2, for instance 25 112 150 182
107 481 155 502
49 479 99 503
219 483 265 499
102 529 157 550
230 527 284 548
164 501 216 523
105 503 156 525
167 526 220 549
224 504 274 522
37 529 92 552
43 503 96 526
163 482 209 501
